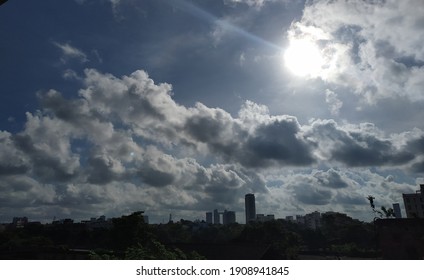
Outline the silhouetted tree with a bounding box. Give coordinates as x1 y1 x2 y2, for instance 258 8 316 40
110 211 151 250
367 195 395 219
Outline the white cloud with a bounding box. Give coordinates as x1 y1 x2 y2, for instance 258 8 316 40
325 89 343 116
62 69 81 80
53 42 88 64
287 0 424 102
224 0 278 8
74 0 123 19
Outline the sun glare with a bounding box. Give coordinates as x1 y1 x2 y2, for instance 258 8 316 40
284 39 324 78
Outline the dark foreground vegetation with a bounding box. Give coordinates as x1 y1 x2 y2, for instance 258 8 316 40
1 212 423 259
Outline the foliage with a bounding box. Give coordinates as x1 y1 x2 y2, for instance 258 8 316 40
237 220 301 258
367 195 395 219
110 211 151 250
88 250 118 260
1 211 379 259
124 240 205 260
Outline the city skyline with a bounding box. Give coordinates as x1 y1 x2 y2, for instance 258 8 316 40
3 187 411 225
1 0 424 224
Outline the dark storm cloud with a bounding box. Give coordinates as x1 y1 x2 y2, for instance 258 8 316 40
0 176 56 208
0 164 29 176
306 119 415 167
183 103 244 159
38 90 87 124
184 105 315 168
12 134 79 183
137 167 175 187
331 132 414 166
405 136 424 173
242 118 315 167
85 154 124 185
406 136 424 154
0 131 30 175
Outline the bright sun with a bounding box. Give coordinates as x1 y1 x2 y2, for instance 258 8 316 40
284 39 324 78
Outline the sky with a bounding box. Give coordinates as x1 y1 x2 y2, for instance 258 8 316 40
1 0 424 224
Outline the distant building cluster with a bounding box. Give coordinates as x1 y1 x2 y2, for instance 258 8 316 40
12 217 28 228
4 184 424 229
205 209 236 225
81 215 113 230
285 211 361 230
285 211 322 230
205 193 277 225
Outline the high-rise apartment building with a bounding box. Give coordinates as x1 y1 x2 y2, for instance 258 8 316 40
213 209 220 224
392 203 402 218
403 184 424 218
245 193 256 223
223 210 236 225
206 212 213 224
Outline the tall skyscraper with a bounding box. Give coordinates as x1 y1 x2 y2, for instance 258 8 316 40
213 209 220 224
223 210 236 225
206 212 213 224
245 193 256 223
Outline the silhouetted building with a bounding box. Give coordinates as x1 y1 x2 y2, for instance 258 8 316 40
12 217 28 228
285 216 294 222
81 215 112 230
393 203 402 218
304 211 321 230
295 215 305 225
375 218 424 259
403 184 424 218
143 215 149 224
213 209 220 224
256 214 275 222
223 210 236 225
245 193 256 223
206 212 213 224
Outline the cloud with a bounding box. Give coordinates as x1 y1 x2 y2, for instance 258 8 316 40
405 135 424 173
1 67 424 221
313 169 350 189
287 0 424 102
76 69 318 168
223 0 278 8
14 68 424 173
0 176 56 208
53 42 88 64
0 131 30 175
325 89 343 116
75 0 124 19
293 184 333 205
305 119 416 167
0 68 273 220
261 167 414 221
283 168 356 207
